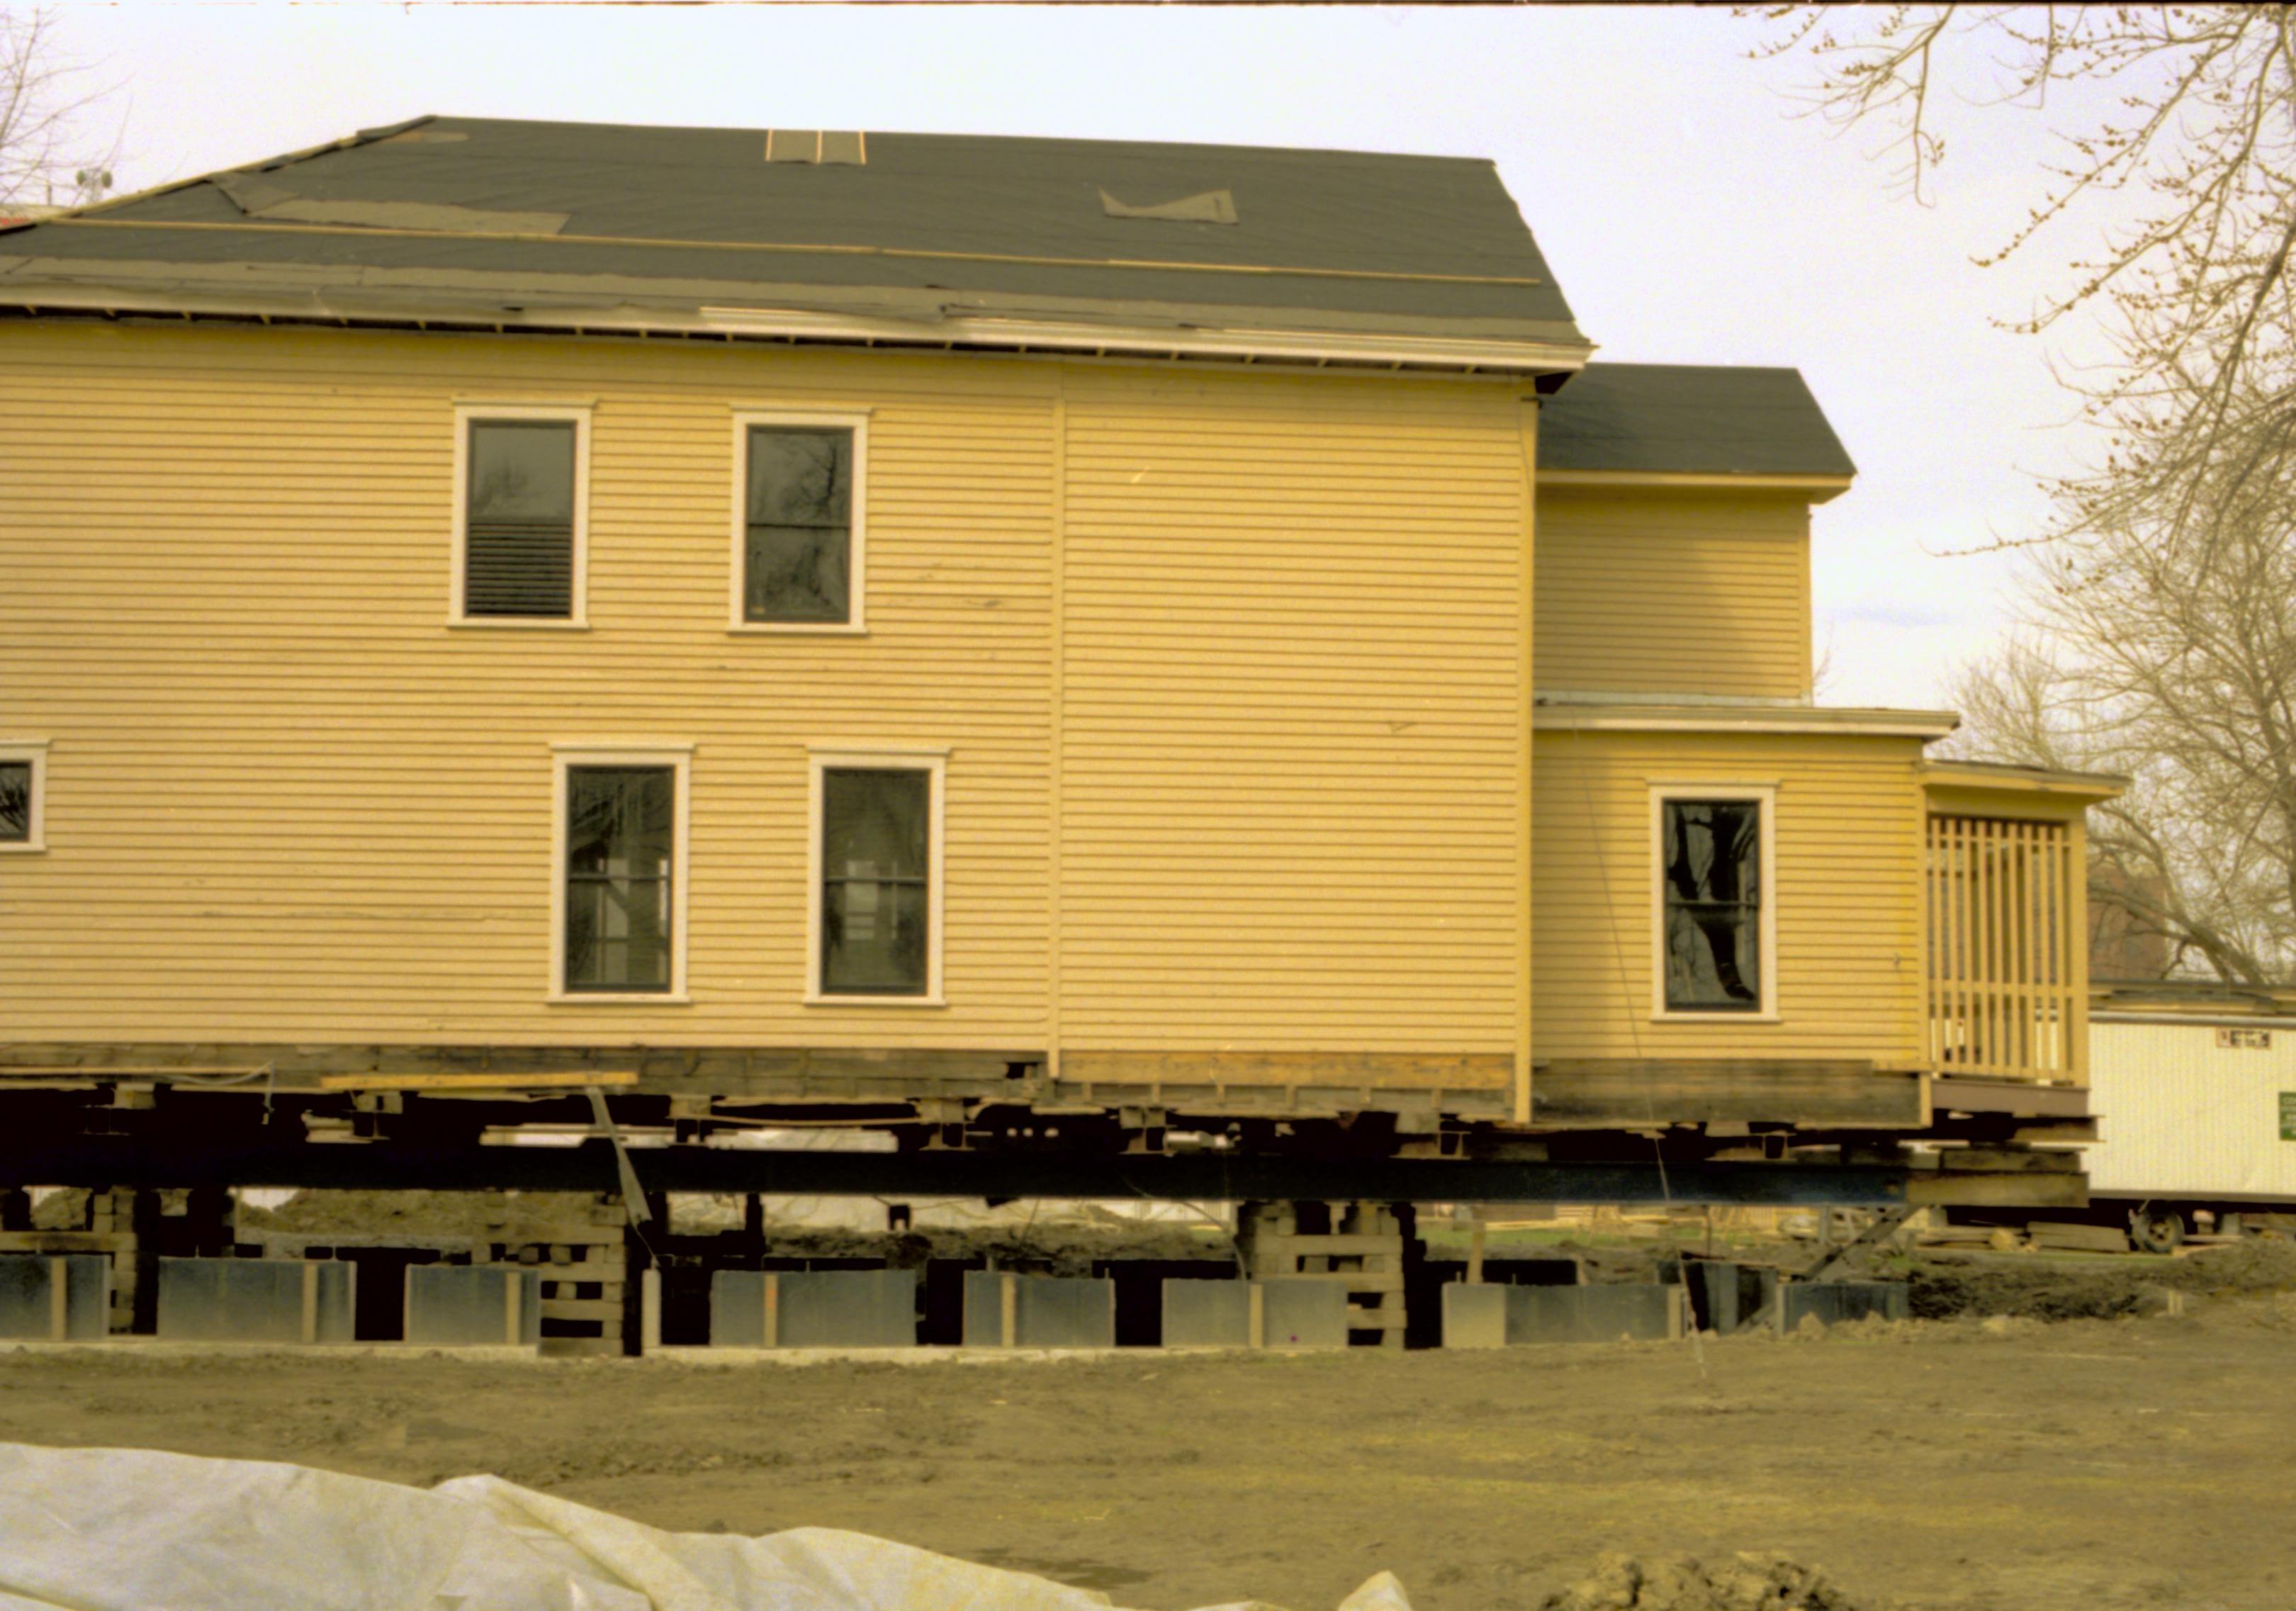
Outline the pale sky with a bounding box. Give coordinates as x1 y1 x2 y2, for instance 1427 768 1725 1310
45 3 2142 710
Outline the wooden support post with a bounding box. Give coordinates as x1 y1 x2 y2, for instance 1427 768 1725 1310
1667 1285 1689 1342
47 1257 67 1342
639 1267 661 1353
1247 1281 1266 1349
763 1271 781 1349
504 1267 523 1345
299 1261 320 1345
998 1271 1017 1348
1467 1220 1487 1285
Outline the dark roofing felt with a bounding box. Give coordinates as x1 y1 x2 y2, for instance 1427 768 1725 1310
1540 363 1857 478
0 115 1585 344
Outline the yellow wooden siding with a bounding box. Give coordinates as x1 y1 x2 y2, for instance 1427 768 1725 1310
1 324 1531 1076
0 322 1054 1047
1532 488 1813 700
1057 369 1529 1061
1531 730 1926 1064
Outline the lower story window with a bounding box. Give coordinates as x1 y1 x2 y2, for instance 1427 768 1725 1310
555 748 690 998
1657 793 1769 1015
811 748 945 1001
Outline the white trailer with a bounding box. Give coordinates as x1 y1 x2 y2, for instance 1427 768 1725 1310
2086 994 2296 1250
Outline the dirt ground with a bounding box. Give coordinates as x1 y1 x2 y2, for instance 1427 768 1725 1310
3 1289 2293 1611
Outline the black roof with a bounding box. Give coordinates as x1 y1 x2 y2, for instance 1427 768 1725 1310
0 115 1587 357
1541 363 1857 478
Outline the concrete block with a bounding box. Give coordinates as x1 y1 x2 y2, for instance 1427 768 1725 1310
1160 1279 1248 1348
405 1265 540 1347
157 1258 354 1345
961 1272 1115 1348
1159 1279 1349 1349
0 1255 107 1341
1777 1281 1908 1330
1441 1282 1509 1350
711 1269 918 1348
1261 1279 1347 1348
1504 1283 1682 1345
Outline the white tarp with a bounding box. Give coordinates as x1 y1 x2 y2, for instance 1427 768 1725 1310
0 1442 1411 1611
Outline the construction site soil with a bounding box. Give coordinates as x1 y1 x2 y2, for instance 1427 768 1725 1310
4 1242 2295 1610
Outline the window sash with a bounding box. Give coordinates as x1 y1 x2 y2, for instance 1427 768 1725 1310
0 763 28 843
563 765 676 994
464 420 576 619
818 767 930 997
1660 799 1764 1013
743 426 853 623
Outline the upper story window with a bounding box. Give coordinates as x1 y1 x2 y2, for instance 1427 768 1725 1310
1653 787 1776 1019
454 405 590 627
0 741 47 853
808 746 945 1004
731 411 868 633
551 744 691 1001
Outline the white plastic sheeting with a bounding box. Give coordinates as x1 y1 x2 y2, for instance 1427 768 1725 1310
0 1442 1412 1611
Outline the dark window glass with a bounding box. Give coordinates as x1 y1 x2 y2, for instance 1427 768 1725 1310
564 766 675 992
466 420 575 618
821 768 929 995
745 427 852 623
0 763 27 843
1661 799 1762 1011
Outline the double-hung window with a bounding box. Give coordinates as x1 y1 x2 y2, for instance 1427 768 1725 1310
808 747 945 1002
552 746 690 1000
0 741 47 853
731 412 867 632
1653 786 1777 1018
454 405 590 624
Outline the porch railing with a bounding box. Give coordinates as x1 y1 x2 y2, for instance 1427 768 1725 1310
1925 814 2083 1082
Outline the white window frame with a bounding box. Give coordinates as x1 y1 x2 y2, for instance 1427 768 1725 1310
451 403 593 629
728 408 871 635
0 741 48 854
549 742 694 1004
1650 782 1779 1023
806 743 947 1006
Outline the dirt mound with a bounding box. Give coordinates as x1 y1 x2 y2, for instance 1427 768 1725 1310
1541 1551 1862 1611
2172 1236 2296 1291
235 1189 606 1240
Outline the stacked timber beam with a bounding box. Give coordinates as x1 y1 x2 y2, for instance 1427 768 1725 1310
1235 1201 1414 1349
0 1188 145 1334
474 1194 629 1354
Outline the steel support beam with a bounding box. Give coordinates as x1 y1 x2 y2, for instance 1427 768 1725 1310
0 1138 1923 1206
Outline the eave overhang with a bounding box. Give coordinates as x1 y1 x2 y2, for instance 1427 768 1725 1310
1535 701 1959 741
1535 468 1855 504
0 246 1595 378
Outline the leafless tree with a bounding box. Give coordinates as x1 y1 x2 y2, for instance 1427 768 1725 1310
0 6 113 208
1952 473 2296 982
1759 7 2296 979
1753 5 2296 544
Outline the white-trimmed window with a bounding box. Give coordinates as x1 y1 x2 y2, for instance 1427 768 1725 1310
551 744 692 1001
1651 784 1777 1021
729 410 869 633
0 741 47 853
453 404 592 626
807 745 946 1004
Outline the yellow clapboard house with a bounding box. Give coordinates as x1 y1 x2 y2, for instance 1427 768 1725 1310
0 117 2111 1186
